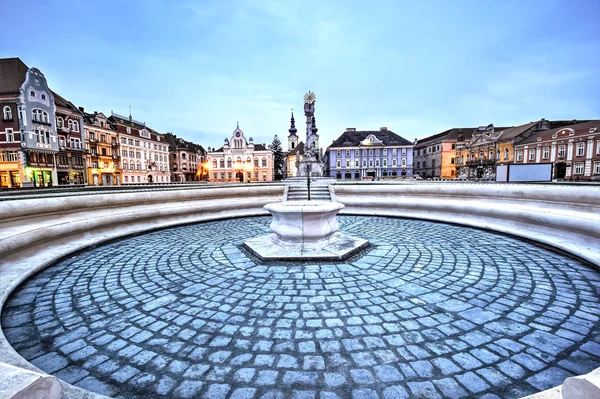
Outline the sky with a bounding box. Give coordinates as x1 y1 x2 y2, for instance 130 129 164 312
1 0 599 149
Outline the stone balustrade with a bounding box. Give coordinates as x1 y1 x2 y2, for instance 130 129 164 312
0 182 598 398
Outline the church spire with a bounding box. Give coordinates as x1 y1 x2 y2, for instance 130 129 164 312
288 110 297 136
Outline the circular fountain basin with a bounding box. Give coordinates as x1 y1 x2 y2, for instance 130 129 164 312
243 201 368 261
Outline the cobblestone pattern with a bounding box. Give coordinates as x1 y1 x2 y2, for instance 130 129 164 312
3 216 600 399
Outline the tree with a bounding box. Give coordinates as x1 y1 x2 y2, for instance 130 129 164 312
271 135 284 180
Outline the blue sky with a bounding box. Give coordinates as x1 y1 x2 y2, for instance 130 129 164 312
1 0 599 149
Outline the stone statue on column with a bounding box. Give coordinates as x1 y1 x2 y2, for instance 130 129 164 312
297 91 324 177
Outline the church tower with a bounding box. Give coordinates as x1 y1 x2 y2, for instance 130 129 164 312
288 110 298 151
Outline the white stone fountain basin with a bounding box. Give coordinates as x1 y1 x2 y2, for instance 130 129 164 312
243 200 369 261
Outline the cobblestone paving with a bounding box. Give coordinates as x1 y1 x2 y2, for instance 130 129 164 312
3 216 600 399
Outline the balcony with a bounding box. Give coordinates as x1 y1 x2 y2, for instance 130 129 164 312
58 126 69 133
112 155 121 160
89 138 97 144
466 159 496 166
111 141 118 147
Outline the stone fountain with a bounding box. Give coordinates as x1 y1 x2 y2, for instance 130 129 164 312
243 200 369 261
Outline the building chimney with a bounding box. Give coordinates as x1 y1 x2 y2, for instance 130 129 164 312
78 106 84 112
346 127 356 132
414 138 418 145
380 127 387 131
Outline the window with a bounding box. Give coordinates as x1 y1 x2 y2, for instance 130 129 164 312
2 106 11 120
126 127 131 134
346 150 350 157
451 158 455 164
375 149 380 156
354 150 359 156
558 145 566 158
594 162 600 174
336 160 341 168
5 129 14 142
401 148 406 156
496 150 500 160
7 151 19 162
227 158 232 168
382 159 387 167
375 159 380 167
262 158 267 167
529 149 535 160
362 149 367 155
543 147 549 160
369 160 373 167
220 159 225 168
346 160 350 168
574 162 584 175
489 150 494 159
432 159 435 167
355 160 359 167
369 149 373 156
597 141 600 154
422 161 426 168
362 160 367 167
336 150 341 158
392 149 397 155
417 161 420 168
383 149 388 155
504 148 509 160
576 143 585 156
72 121 79 132
517 151 523 161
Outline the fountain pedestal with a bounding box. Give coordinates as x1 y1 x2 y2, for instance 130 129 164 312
243 201 369 261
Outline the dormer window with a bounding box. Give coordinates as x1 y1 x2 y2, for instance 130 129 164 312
126 127 131 134
41 94 46 101
30 90 36 98
140 129 150 139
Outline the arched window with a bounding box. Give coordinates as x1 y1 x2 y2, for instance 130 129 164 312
126 127 131 134
504 148 509 160
30 90 36 98
41 94 46 101
496 149 500 160
213 159 217 168
182 153 186 159
236 156 242 163
254 158 259 167
72 121 79 132
220 159 225 168
56 117 64 128
137 161 141 170
68 120 74 130
2 106 12 120
123 161 128 170
227 158 232 168
479 151 484 160
262 157 267 167
246 157 251 164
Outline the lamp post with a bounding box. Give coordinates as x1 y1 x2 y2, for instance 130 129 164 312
306 163 312 201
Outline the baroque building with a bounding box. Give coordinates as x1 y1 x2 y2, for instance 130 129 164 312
54 93 85 185
326 127 414 179
165 133 207 182
285 111 304 178
513 120 600 181
109 113 170 184
83 110 120 185
207 124 272 183
0 58 57 187
413 128 470 179
455 120 581 179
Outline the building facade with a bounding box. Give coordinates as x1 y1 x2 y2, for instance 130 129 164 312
327 127 414 180
0 58 58 188
455 120 582 179
284 111 304 178
513 120 600 181
54 93 85 185
84 111 120 185
109 113 170 184
207 125 273 183
165 133 207 182
413 128 471 179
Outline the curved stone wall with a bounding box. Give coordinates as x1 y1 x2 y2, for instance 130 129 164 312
0 182 598 397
